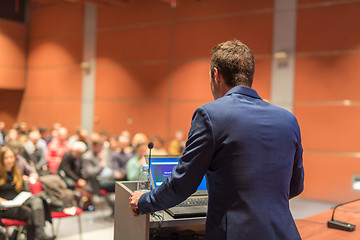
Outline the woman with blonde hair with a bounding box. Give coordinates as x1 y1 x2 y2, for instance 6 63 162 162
0 146 54 240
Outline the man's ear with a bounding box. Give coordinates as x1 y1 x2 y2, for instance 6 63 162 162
213 67 221 84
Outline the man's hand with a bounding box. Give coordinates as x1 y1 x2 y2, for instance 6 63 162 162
129 191 145 216
77 178 87 188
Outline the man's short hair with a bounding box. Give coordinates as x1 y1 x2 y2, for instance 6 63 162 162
210 40 255 87
72 141 87 153
90 132 103 147
29 130 41 141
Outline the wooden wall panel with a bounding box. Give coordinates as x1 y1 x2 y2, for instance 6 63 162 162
295 0 360 202
301 152 360 202
96 64 170 100
298 0 347 3
252 58 271 101
297 2 360 52
173 0 273 19
0 90 24 126
26 68 82 99
172 13 273 59
20 4 83 131
94 101 168 138
29 4 83 37
169 101 209 140
295 105 360 152
19 100 81 131
171 60 213 101
0 69 25 89
95 0 273 141
0 19 26 90
97 1 171 29
0 21 26 66
28 36 83 67
97 25 171 63
295 54 360 101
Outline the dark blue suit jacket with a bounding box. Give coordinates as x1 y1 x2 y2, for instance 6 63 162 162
138 86 304 240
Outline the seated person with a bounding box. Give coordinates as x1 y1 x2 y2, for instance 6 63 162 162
46 127 70 174
68 127 89 151
98 134 133 192
23 130 49 176
58 141 87 191
131 133 148 154
126 143 148 181
7 140 39 186
111 135 133 181
150 135 168 155
81 133 105 197
0 146 54 240
98 135 118 192
168 130 186 155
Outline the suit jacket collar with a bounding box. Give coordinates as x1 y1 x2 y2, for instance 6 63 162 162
225 85 262 100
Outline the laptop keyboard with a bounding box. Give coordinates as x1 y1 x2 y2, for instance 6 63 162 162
176 196 208 207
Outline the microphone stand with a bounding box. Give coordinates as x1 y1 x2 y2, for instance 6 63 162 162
327 199 358 231
147 142 154 190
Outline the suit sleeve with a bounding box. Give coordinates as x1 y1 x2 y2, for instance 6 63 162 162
289 121 305 199
138 107 215 214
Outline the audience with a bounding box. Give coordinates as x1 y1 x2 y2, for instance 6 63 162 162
98 135 118 191
99 135 116 179
38 126 51 145
81 133 105 197
0 121 6 146
126 143 148 181
168 130 186 155
34 128 48 156
23 129 49 176
150 135 168 155
0 120 185 225
131 133 148 154
58 141 87 190
68 127 89 150
6 128 19 142
17 122 29 144
46 127 70 174
0 146 54 240
111 135 133 181
7 140 38 182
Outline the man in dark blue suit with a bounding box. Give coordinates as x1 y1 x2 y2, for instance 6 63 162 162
129 40 304 240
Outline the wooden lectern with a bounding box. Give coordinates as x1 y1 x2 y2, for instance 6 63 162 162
114 181 206 240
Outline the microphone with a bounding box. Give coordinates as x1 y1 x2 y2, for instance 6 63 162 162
327 199 358 231
147 142 154 190
147 142 154 166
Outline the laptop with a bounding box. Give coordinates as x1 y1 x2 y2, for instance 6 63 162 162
147 155 208 218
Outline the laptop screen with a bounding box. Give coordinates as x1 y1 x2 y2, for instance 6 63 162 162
147 155 207 192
